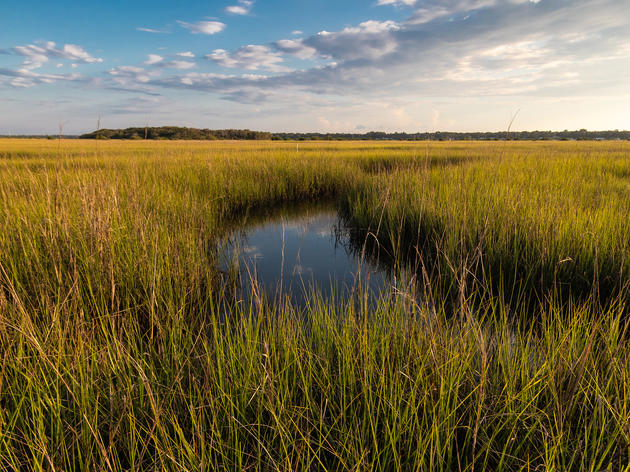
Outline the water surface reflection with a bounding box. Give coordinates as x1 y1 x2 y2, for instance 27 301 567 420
223 205 412 308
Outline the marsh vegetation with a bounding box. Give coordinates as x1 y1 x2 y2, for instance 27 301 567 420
1 139 630 470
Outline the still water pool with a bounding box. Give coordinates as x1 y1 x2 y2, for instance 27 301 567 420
223 206 411 307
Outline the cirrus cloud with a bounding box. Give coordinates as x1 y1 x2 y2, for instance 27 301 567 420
136 27 169 34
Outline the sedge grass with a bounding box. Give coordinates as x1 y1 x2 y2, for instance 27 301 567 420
0 139 629 470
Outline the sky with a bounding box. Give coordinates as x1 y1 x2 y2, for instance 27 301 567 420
1 0 629 134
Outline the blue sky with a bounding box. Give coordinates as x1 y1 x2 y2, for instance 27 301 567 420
1 0 629 134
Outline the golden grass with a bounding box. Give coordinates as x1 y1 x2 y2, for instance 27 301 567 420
0 138 629 470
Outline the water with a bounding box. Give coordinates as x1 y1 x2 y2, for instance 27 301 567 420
223 205 408 308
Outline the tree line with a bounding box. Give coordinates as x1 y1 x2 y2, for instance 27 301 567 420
273 129 630 141
40 126 630 141
79 127 272 140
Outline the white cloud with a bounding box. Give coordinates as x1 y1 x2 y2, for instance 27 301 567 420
225 6 248 14
305 20 401 61
136 27 169 34
207 45 289 72
12 41 103 70
292 30 303 36
225 0 254 15
176 51 195 58
378 0 417 5
143 54 163 65
177 20 226 35
273 39 317 59
12 47 47 69
339 20 400 35
161 60 196 70
152 0 629 110
85 0 629 114
141 55 196 70
57 44 103 63
107 65 164 93
0 66 83 88
4 0 630 134
406 0 496 24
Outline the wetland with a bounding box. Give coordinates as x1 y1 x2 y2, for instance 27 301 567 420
1 139 630 470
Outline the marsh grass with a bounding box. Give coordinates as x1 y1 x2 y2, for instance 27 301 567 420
343 143 630 307
1 139 630 470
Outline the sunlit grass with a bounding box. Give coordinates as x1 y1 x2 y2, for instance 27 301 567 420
1 138 629 470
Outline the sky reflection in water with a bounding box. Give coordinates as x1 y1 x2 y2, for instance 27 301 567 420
226 208 392 307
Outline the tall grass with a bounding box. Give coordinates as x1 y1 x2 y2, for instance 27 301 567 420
343 142 630 305
0 139 629 470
